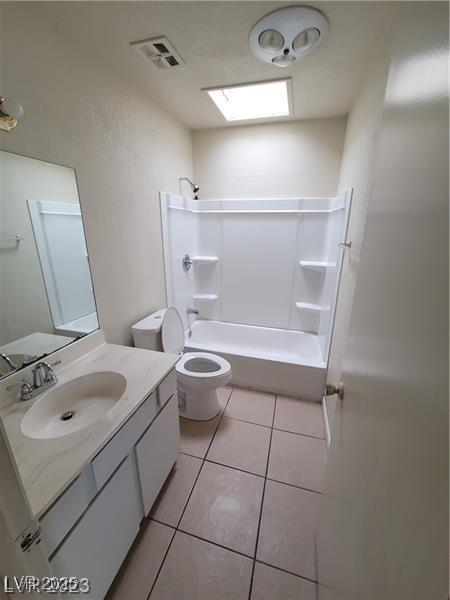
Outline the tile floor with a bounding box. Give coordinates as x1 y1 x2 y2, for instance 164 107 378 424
108 385 326 600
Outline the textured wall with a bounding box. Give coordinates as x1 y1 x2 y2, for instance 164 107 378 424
0 2 193 345
193 118 346 199
326 24 395 384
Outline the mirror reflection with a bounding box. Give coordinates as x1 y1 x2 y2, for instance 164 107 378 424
0 151 98 379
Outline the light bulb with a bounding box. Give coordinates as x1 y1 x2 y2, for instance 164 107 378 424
259 29 284 53
272 54 296 68
1 97 24 119
293 28 320 52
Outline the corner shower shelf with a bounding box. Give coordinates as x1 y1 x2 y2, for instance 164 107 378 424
299 260 336 272
295 302 330 313
193 294 218 302
191 256 218 265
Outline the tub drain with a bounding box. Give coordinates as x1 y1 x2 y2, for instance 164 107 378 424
61 411 74 421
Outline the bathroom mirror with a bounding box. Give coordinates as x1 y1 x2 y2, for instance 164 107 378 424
0 150 98 379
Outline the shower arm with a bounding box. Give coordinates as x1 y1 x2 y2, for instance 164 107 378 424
179 177 200 198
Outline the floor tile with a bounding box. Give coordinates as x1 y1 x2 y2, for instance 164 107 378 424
179 414 220 458
268 429 327 492
179 461 264 556
257 480 320 580
251 562 317 600
224 387 275 427
206 417 271 476
107 520 174 600
151 454 203 527
274 396 325 438
217 385 233 413
150 531 253 599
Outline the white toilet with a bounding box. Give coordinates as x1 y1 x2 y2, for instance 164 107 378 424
131 307 231 421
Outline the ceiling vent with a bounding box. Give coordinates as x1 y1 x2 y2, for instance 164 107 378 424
130 36 184 69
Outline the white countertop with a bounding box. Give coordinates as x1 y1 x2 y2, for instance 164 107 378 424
0 340 178 519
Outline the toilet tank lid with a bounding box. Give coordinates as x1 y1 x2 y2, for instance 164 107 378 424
131 309 167 333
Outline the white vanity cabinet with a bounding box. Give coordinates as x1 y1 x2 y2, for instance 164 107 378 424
136 393 180 515
41 368 178 598
51 455 141 599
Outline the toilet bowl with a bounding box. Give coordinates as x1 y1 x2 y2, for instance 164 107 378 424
131 307 231 421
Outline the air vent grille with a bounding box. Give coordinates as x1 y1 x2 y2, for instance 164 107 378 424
130 36 184 69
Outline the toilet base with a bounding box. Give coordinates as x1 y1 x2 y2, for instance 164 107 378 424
177 385 220 421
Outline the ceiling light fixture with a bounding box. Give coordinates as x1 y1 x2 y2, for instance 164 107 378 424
249 6 329 68
0 96 24 132
204 79 291 122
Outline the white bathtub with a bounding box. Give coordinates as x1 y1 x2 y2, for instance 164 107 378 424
185 320 326 400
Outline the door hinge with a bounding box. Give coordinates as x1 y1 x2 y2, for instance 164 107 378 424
325 383 344 400
18 524 41 553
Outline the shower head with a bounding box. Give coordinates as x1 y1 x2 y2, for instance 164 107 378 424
179 177 200 196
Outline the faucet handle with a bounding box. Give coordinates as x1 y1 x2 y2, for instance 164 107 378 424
20 379 34 401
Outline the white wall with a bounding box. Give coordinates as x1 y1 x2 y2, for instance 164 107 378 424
0 2 193 345
193 118 346 199
0 152 79 345
318 3 448 596
326 24 395 384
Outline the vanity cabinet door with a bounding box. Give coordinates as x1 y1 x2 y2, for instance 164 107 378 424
50 455 141 599
136 394 180 515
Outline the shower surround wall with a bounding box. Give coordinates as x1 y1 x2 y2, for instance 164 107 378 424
160 193 351 397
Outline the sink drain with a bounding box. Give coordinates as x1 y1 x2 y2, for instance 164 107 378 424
60 411 74 421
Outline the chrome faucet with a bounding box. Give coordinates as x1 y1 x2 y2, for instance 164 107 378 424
0 353 17 371
186 308 199 315
33 362 57 389
7 361 60 401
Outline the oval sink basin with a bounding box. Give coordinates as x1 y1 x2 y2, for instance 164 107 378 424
21 371 127 440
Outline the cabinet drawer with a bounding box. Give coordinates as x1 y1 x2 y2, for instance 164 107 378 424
136 394 180 515
51 455 141 599
92 391 157 490
40 466 94 557
157 369 177 408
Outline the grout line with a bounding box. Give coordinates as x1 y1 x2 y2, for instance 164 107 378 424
272 425 326 441
216 413 326 442
265 477 322 495
145 522 177 600
247 394 278 600
204 458 265 479
176 527 255 560
254 559 319 585
147 386 235 599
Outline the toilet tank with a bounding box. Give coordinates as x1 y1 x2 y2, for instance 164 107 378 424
131 309 166 351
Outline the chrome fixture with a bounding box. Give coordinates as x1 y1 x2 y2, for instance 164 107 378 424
325 382 344 400
0 353 17 371
182 254 193 271
249 6 329 68
60 410 74 421
0 96 24 132
33 361 57 389
7 360 60 401
179 177 200 198
338 241 352 250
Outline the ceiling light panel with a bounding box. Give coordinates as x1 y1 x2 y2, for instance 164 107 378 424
205 80 291 122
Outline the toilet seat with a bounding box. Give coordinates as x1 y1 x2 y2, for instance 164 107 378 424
154 306 231 417
176 352 230 379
